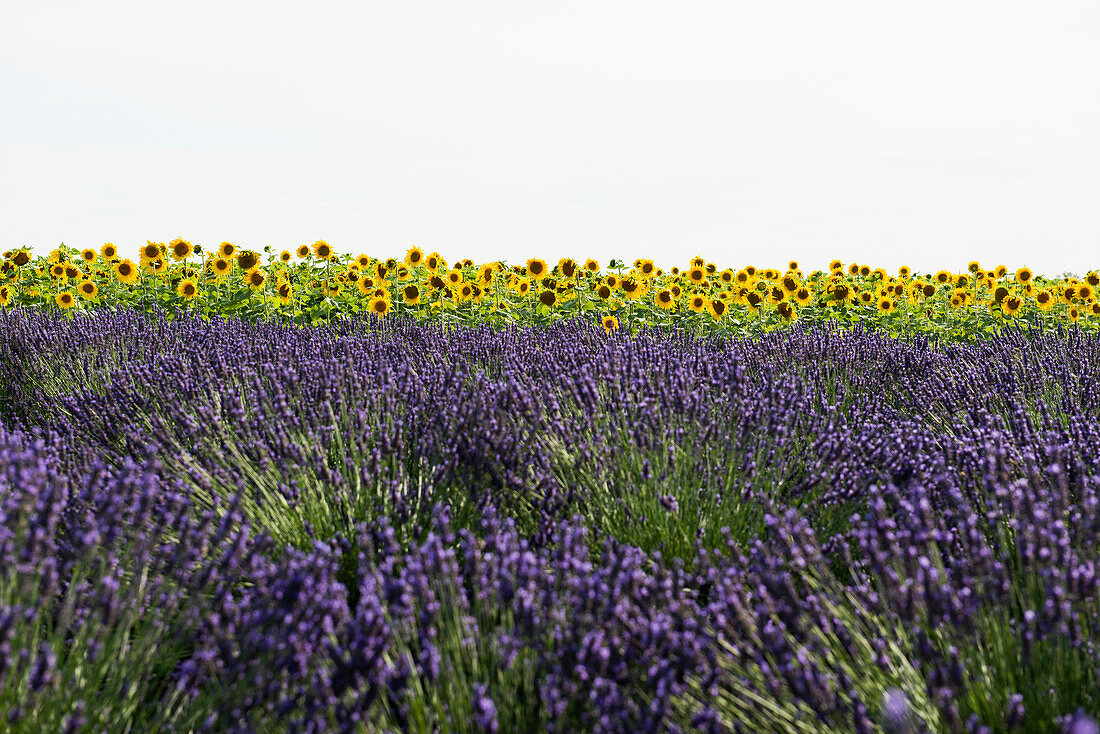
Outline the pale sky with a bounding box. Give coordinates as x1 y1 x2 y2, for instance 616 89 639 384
2 1 1098 275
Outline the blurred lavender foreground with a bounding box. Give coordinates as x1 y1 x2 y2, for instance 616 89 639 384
1 308 1099 732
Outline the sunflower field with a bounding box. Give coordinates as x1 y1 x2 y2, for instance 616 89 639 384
2 240 1098 339
3 242 1100 732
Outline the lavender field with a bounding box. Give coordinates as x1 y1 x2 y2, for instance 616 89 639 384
2 308 1099 733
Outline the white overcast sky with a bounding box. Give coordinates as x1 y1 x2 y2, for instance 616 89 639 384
2 1 1098 274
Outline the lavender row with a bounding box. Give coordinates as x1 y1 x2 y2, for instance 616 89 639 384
2 309 1099 731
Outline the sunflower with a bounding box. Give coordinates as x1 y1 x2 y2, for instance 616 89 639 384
1002 296 1022 317
849 263 861 276
296 244 311 258
635 259 655 277
794 287 812 306
446 270 463 286
357 276 377 295
620 277 643 300
114 259 139 284
688 294 707 313
280 250 293 262
276 282 293 304
516 279 531 296
81 248 97 263
65 263 83 280
246 269 266 291
655 288 676 310
177 279 199 299
596 284 612 301
1077 284 1094 302
313 240 333 259
549 258 574 279
237 250 260 272
1061 286 1078 304
402 284 421 304
707 298 727 321
994 264 1008 278
0 285 10 307
369 296 391 316
1087 272 1100 287
425 252 444 272
898 265 911 279
686 266 707 285
877 297 895 314
1069 306 1081 322
169 238 193 261
50 263 67 280
405 246 424 266
967 261 981 273
326 279 343 297
781 275 799 293
538 289 557 307
776 302 797 321
477 264 495 285
211 257 232 277
459 283 474 301
100 243 118 260
829 259 844 273
690 255 706 268
140 241 164 263
1035 290 1053 310
78 280 98 299
55 291 75 309
992 286 1009 304
526 258 547 278
602 314 619 333
584 259 600 273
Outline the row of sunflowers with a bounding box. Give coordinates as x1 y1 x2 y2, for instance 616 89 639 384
2 239 1098 336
